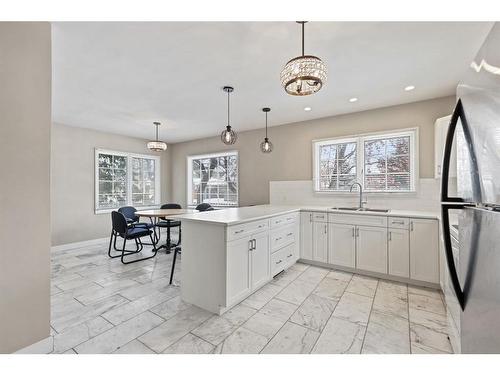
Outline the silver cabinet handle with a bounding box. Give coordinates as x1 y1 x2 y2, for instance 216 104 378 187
286 232 293 237
287 254 293 258
235 229 244 234
248 240 253 251
276 260 282 265
391 220 405 225
410 221 414 231
258 224 265 228
252 239 256 249
388 231 392 241
356 227 359 237
324 224 327 234
310 213 312 222
352 227 355 237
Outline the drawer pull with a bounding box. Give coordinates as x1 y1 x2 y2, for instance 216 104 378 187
287 232 293 237
391 220 405 225
258 224 265 228
287 254 293 258
276 260 282 265
275 220 282 224
234 229 244 234
275 236 282 241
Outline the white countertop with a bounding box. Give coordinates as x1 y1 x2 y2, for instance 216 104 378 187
174 204 440 225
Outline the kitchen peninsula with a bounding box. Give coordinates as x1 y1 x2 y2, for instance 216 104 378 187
176 205 440 315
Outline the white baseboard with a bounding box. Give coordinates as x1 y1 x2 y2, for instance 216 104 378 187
15 335 53 354
51 237 109 253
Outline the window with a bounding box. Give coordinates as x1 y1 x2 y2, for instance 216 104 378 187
313 129 417 193
95 149 161 212
187 151 238 207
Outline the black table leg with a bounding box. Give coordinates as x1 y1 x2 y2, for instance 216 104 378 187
165 220 172 254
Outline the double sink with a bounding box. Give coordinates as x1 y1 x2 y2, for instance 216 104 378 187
331 207 390 213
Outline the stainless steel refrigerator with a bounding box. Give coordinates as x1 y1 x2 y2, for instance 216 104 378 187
441 22 500 353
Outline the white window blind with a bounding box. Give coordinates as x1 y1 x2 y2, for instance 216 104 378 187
95 149 161 212
313 129 416 193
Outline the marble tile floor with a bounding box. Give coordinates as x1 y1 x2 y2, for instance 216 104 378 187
47 239 454 354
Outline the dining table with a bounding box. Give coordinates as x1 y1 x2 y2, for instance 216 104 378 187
135 208 196 253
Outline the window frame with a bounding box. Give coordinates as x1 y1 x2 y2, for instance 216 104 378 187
313 128 418 195
94 148 161 214
186 150 239 208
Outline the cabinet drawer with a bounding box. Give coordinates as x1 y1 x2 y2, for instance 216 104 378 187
270 224 296 253
312 212 328 222
388 217 409 229
270 212 299 228
271 248 286 276
227 219 269 241
329 213 388 228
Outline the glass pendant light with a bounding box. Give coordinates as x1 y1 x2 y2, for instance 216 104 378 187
280 21 327 96
260 107 273 153
147 121 167 151
221 86 237 145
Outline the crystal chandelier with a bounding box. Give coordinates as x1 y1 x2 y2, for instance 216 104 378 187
260 108 273 153
147 122 167 151
280 21 327 96
221 86 237 145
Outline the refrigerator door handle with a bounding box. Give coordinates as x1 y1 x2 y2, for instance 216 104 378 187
441 204 466 310
441 99 482 203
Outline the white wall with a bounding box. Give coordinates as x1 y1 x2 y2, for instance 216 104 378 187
51 123 171 246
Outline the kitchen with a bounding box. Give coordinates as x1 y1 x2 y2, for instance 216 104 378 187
1 6 500 368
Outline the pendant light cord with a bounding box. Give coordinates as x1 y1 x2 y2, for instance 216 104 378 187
265 112 268 138
227 90 230 127
301 22 305 56
156 123 159 141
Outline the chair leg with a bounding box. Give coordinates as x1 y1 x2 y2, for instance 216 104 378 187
108 231 115 258
169 248 179 284
120 233 158 265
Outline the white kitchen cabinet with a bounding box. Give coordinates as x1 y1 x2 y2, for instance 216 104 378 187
250 231 270 290
300 212 314 261
328 223 356 268
313 221 328 263
226 236 252 305
388 228 410 278
356 225 388 274
435 115 457 179
410 218 439 283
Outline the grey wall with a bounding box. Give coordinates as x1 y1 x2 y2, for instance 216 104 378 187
0 22 52 353
51 123 171 246
170 96 456 207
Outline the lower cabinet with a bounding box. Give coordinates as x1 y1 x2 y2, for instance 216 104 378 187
388 228 410 278
410 218 439 283
312 221 328 263
226 230 270 305
226 236 252 305
356 225 388 274
251 230 270 290
328 223 355 268
300 212 313 261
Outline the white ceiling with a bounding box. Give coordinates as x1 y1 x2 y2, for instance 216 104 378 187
51 22 493 143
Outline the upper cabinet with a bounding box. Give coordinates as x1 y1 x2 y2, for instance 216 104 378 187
435 115 457 179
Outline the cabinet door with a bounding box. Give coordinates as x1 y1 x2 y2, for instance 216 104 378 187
251 231 270 290
312 221 328 263
356 226 388 274
226 236 251 304
328 223 355 268
410 219 439 283
388 228 409 278
300 212 314 260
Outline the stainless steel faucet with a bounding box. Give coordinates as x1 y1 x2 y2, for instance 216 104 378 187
350 182 366 209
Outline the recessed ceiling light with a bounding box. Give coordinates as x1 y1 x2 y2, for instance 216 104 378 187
304 107 312 112
349 97 358 103
404 85 415 91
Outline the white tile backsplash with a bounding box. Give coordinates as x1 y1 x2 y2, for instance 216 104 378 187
270 178 456 213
